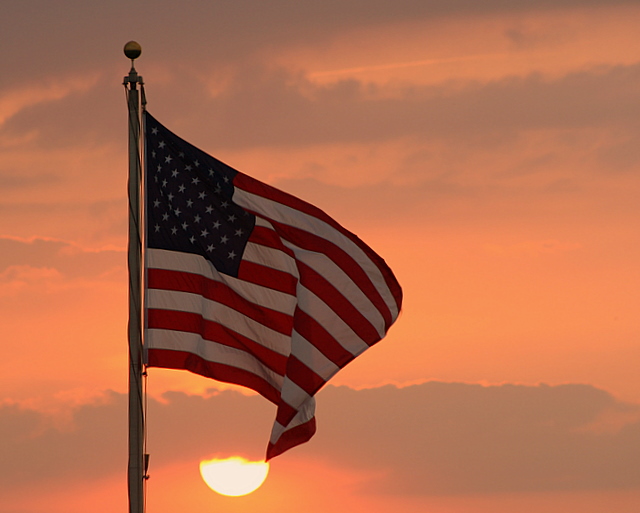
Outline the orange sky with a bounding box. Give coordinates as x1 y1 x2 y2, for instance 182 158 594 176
1 1 639 512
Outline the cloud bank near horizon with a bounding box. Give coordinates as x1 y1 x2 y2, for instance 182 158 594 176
2 381 638 496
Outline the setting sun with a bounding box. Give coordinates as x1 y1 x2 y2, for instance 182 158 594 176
199 457 270 497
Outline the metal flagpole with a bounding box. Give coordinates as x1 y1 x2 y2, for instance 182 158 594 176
124 41 145 513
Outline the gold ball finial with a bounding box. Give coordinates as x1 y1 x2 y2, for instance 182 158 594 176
124 41 142 60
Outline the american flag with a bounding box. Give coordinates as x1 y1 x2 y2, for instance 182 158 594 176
143 111 402 459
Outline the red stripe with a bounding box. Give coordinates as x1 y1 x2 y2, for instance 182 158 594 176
275 401 298 427
147 348 281 405
147 308 288 376
249 224 295 257
268 220 395 330
293 307 354 368
273 358 324 426
235 172 403 313
240 224 298 293
147 268 293 335
266 417 316 461
237 260 297 295
286 355 326 396
297 260 381 345
235 172 334 227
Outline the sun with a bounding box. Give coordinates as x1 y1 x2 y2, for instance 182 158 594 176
199 456 270 497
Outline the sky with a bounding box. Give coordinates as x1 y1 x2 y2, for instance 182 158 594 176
1 1 639 511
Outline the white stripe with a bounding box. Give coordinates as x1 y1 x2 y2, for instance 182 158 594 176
242 242 298 277
290 329 340 381
146 248 296 315
147 288 291 356
254 216 274 229
234 188 399 319
296 285 369 357
146 328 284 389
283 239 386 338
279 376 312 411
246 217 299 276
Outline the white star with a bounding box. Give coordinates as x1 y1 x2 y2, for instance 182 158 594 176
171 227 178 235
174 208 181 216
178 184 186 193
207 244 215 252
212 220 221 229
172 169 179 178
201 229 209 237
162 213 169 221
161 179 168 187
167 193 174 202
186 200 193 208
198 191 206 199
192 177 200 185
194 215 201 223
235 229 243 237
220 235 228 244
165 155 172 163
152 127 158 135
194 160 200 167
189 236 196 244
227 214 236 223
182 222 188 230
223 176 229 183
154 224 160 232
220 201 229 208
205 205 213 214
185 165 192 171
209 169 214 176
179 152 184 158
153 200 160 208
228 251 236 259
158 141 165 149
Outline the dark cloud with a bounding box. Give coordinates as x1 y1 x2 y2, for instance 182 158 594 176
0 78 127 150
1 382 638 494
313 382 640 494
0 236 123 280
5 61 639 171
2 0 638 86
171 63 640 150
0 392 127 486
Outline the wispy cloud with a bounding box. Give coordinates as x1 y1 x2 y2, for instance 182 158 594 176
0 74 100 128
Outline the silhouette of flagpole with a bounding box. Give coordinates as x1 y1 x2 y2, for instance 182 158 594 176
124 40 146 513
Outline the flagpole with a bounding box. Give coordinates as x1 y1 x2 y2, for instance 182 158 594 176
124 41 145 513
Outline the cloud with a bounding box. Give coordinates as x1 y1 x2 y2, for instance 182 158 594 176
0 74 100 128
3 2 639 152
312 382 640 494
0 392 127 487
0 236 123 281
181 63 640 150
1 382 638 495
2 1 635 86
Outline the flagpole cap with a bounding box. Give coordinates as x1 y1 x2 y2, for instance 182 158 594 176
124 41 142 60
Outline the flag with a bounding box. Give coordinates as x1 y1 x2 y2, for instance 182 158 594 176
143 111 402 459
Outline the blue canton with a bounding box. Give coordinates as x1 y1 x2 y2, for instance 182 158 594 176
145 112 255 277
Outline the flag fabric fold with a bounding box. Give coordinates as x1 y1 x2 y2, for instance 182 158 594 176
143 111 402 459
